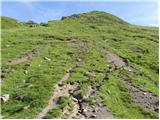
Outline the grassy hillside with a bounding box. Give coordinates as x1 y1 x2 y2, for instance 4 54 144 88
1 11 159 119
1 16 24 29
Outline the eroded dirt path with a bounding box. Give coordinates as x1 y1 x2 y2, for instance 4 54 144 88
7 47 42 65
36 65 78 119
36 58 115 119
106 51 126 68
103 49 159 114
121 75 159 113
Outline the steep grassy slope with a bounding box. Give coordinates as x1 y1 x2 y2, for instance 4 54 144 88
1 16 24 29
1 11 159 119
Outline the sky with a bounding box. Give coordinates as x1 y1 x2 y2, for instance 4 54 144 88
1 0 159 26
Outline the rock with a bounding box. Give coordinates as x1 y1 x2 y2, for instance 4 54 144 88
44 57 51 61
98 102 104 108
92 109 97 113
83 108 87 112
143 92 147 95
28 84 33 88
58 82 64 87
1 94 10 102
128 69 132 72
77 58 82 62
154 107 159 113
16 95 25 100
72 89 83 100
90 114 96 118
69 89 73 94
67 68 72 73
72 97 78 102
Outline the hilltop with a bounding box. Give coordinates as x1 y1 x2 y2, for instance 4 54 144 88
1 11 159 119
61 11 128 25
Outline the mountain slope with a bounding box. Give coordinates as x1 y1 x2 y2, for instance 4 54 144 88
1 16 24 29
1 11 159 119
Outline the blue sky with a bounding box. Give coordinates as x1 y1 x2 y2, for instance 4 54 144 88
1 0 158 26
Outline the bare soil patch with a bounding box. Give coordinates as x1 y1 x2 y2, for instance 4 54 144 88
7 47 42 65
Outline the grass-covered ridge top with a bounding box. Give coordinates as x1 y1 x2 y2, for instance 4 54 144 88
61 11 128 25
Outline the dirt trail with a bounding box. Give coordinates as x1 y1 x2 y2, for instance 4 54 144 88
103 49 159 114
36 65 78 119
7 47 42 65
122 75 159 113
36 58 115 119
106 51 126 68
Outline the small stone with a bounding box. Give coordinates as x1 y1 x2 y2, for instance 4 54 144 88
77 58 82 62
143 92 147 95
16 95 25 100
83 108 87 112
89 114 96 118
72 89 83 100
98 102 104 107
72 97 78 102
28 84 33 88
128 69 132 72
154 107 159 112
92 108 98 113
69 89 73 94
58 82 64 87
1 94 9 102
44 57 51 61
